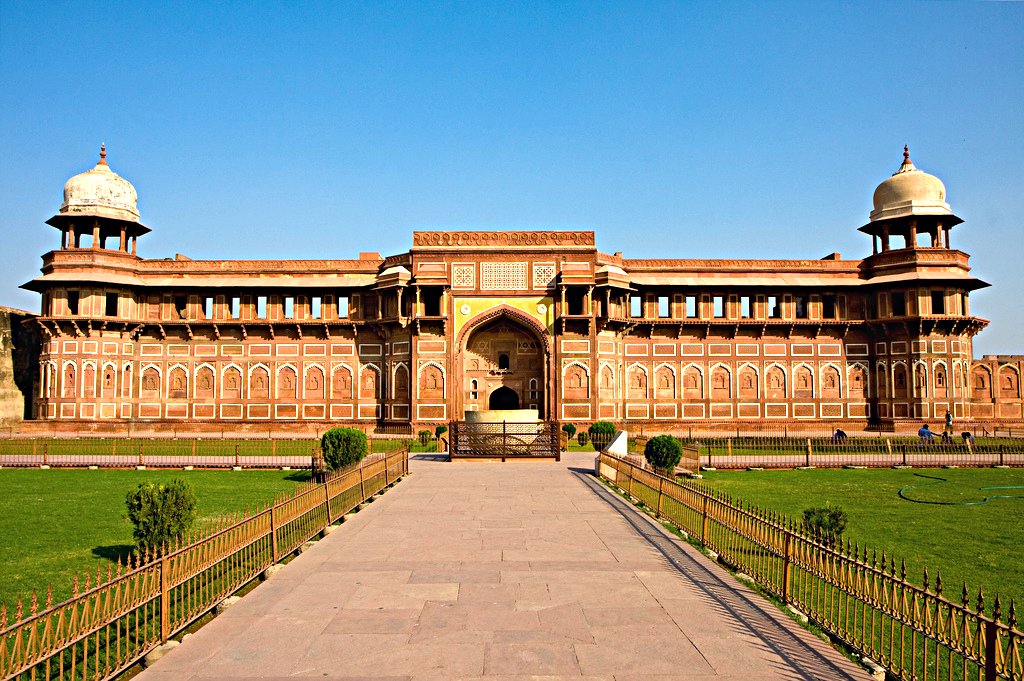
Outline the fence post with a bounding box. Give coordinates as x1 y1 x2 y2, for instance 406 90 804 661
272 439 277 457
191 439 196 457
727 439 733 457
782 532 793 604
359 460 366 501
985 618 997 681
628 463 635 499
701 495 710 546
902 443 907 466
805 439 812 467
159 553 170 643
235 444 240 467
42 442 47 465
384 452 391 486
324 482 332 523
999 445 1004 467
139 442 143 466
657 476 664 516
270 506 279 563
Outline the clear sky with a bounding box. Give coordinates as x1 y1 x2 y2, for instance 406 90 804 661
1 2 1021 355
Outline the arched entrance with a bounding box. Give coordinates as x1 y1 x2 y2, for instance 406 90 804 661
489 386 519 410
459 311 548 418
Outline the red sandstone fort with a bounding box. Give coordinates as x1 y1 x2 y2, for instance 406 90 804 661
2 145 1022 434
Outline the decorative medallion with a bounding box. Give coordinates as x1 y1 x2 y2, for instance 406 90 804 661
537 303 547 315
460 304 472 316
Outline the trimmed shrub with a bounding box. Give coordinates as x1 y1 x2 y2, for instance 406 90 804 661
802 504 848 544
125 480 197 553
321 427 369 471
644 435 683 475
418 430 432 447
434 424 448 440
561 423 577 440
588 421 617 451
577 431 589 447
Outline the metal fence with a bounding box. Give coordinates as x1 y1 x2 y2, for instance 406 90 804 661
627 436 1024 470
449 421 561 460
0 448 409 681
598 452 1023 681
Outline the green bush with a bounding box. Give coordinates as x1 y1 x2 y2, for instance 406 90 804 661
802 504 848 544
561 423 577 440
418 430 432 446
588 421 617 451
644 435 683 474
125 480 197 553
434 424 448 440
577 431 589 447
321 427 368 471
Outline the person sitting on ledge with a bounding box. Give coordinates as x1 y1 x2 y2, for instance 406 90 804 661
832 428 848 444
940 431 953 445
918 423 935 444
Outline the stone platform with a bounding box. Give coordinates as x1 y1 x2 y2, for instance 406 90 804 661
137 452 867 680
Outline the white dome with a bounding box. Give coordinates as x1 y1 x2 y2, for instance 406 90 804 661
59 145 140 223
869 147 951 223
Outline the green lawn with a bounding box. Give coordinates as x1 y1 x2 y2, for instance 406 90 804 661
699 467 1024 612
0 469 311 607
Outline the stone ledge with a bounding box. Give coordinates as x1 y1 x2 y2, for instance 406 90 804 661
141 640 179 668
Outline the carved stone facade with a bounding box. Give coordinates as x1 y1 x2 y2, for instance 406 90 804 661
16 149 1024 430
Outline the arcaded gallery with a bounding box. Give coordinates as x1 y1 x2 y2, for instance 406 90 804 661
19 146 1024 431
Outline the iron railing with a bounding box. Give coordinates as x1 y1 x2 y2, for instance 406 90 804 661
449 421 561 460
598 452 1023 680
0 449 409 681
626 436 1024 470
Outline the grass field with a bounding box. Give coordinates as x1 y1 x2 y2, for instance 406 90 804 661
0 468 312 607
699 467 1024 612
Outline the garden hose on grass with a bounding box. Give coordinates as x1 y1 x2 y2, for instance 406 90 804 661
898 473 1024 506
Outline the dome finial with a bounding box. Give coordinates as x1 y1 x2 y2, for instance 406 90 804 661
895 144 916 175
98 143 107 166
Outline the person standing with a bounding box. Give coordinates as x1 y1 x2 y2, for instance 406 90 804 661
944 410 953 435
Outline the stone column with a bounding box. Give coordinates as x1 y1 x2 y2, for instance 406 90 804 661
881 226 889 252
92 221 100 250
908 220 917 248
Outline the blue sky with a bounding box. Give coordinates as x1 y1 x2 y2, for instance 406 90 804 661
1 2 1021 355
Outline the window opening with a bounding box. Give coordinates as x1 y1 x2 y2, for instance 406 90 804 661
630 296 643 318
423 289 441 316
67 290 80 316
891 292 906 317
768 295 781 318
311 295 322 319
567 289 586 315
283 296 295 319
105 292 118 317
231 296 241 319
337 295 349 318
686 295 697 318
658 296 670 318
740 296 751 318
713 295 724 318
174 294 187 319
498 353 510 370
930 291 945 315
203 296 214 319
257 295 268 318
795 295 808 319
822 295 836 319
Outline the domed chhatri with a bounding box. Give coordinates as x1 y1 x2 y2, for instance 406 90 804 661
869 146 952 223
59 144 140 223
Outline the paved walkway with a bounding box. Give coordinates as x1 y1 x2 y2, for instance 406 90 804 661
140 452 867 680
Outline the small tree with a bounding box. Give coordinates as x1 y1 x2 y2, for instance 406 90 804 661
802 504 848 545
561 423 577 441
125 480 197 553
644 435 683 475
418 430 432 447
577 431 589 447
321 427 368 471
434 424 448 440
588 421 617 451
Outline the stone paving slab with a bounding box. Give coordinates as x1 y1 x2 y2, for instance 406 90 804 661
139 452 868 680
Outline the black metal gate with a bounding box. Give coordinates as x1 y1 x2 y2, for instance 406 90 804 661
449 421 561 461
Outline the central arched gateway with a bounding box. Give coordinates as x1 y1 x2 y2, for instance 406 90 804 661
457 308 549 419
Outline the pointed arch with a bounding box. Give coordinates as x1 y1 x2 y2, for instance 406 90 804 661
222 362 244 399
626 363 648 400
710 362 731 399
682 363 704 399
100 360 118 399
654 362 676 400
304 363 326 399
766 362 787 399
331 363 354 399
392 362 410 400
195 362 217 399
140 363 161 398
417 361 444 399
167 362 188 399
562 361 590 399
820 362 842 398
275 363 297 399
847 362 868 398
599 361 616 400
737 362 759 399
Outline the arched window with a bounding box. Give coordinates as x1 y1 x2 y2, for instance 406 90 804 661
498 353 510 370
